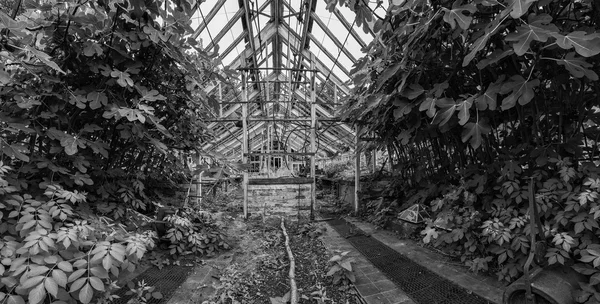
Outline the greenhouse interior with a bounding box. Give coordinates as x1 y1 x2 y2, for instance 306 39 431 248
1 0 600 303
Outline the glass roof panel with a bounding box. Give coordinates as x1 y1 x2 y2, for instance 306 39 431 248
191 0 373 83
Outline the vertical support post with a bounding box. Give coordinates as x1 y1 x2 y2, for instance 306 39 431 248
197 171 203 205
354 125 361 215
267 125 271 174
218 82 223 117
371 147 377 173
242 67 249 219
333 83 337 104
310 54 317 220
196 154 201 205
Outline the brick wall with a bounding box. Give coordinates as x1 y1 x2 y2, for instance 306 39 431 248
247 183 313 219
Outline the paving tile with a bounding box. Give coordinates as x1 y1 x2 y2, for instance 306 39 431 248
380 289 412 303
358 265 380 275
395 299 416 304
366 272 389 283
373 280 397 293
356 283 381 297
363 293 393 304
354 273 372 286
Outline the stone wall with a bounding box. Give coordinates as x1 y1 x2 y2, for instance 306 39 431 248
247 178 313 219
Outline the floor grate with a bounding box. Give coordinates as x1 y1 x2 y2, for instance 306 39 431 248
110 263 195 304
327 219 491 304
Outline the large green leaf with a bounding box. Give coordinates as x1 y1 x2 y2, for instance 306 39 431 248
476 49 514 69
475 76 504 111
507 0 537 18
25 46 66 74
432 98 456 126
463 6 511 66
442 1 477 30
555 52 599 81
86 92 108 110
401 83 424 100
499 75 540 110
60 135 86 156
457 96 474 125
393 98 413 119
505 14 558 55
419 97 437 118
462 119 491 149
1 143 29 162
375 63 402 92
551 31 600 57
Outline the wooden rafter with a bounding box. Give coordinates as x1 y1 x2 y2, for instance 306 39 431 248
192 0 227 39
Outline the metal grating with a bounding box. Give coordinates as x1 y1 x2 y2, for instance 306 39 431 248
327 219 491 304
110 263 195 304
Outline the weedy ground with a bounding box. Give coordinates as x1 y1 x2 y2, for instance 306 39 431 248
205 214 359 304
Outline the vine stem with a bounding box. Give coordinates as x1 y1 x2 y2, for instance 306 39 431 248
280 217 297 304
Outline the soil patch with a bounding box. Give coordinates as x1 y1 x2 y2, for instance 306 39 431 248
205 216 360 304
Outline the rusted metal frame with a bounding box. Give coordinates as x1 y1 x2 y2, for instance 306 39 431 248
310 11 357 63
192 0 227 39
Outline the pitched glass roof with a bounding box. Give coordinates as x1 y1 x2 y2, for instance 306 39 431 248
190 0 381 158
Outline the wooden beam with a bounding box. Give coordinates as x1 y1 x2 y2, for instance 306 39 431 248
244 152 316 156
354 125 361 214
218 30 244 63
205 8 245 51
307 32 350 76
310 11 357 63
278 24 349 95
192 0 227 39
241 59 249 219
332 7 367 49
310 53 317 220
228 22 278 70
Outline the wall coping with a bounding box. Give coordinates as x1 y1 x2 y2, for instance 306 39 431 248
248 177 313 185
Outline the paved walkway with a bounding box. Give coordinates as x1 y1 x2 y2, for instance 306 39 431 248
318 217 505 304
319 220 415 304
168 254 233 304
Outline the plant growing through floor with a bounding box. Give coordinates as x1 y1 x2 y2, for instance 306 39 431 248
124 280 163 304
269 291 291 304
326 251 356 289
301 284 331 303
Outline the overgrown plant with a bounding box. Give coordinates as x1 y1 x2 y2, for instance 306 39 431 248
419 159 600 293
327 0 600 298
0 0 230 301
0 162 155 304
163 208 230 256
326 251 356 289
124 280 163 304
